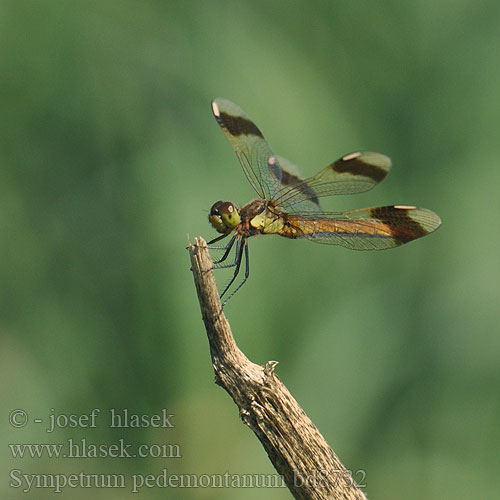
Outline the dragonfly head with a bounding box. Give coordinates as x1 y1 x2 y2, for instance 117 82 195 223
209 201 241 234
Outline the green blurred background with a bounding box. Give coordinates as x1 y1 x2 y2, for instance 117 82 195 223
2 1 499 499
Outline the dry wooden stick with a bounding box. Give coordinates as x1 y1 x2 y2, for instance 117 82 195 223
188 237 367 500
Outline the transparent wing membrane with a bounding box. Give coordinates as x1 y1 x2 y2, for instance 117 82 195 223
275 151 391 213
287 205 441 249
212 98 282 200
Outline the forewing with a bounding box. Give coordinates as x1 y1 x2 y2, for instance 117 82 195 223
212 98 282 199
272 155 322 213
288 205 441 250
275 151 391 213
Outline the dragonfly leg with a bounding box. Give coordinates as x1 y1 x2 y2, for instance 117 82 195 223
211 234 237 267
207 233 230 245
219 238 245 302
221 241 249 306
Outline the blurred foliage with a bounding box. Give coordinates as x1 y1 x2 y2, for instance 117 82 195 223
1 1 499 499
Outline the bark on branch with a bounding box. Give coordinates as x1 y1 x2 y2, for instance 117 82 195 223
188 237 367 500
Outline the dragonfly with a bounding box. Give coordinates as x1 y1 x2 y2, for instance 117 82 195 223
208 98 441 305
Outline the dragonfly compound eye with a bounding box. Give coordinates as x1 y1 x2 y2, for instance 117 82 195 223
209 201 241 233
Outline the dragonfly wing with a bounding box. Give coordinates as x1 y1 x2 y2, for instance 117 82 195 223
286 205 441 250
212 98 282 199
273 155 322 213
275 151 392 213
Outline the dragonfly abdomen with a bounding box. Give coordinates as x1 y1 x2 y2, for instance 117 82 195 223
280 216 388 240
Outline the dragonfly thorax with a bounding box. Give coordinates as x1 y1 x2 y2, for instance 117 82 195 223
209 200 241 234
